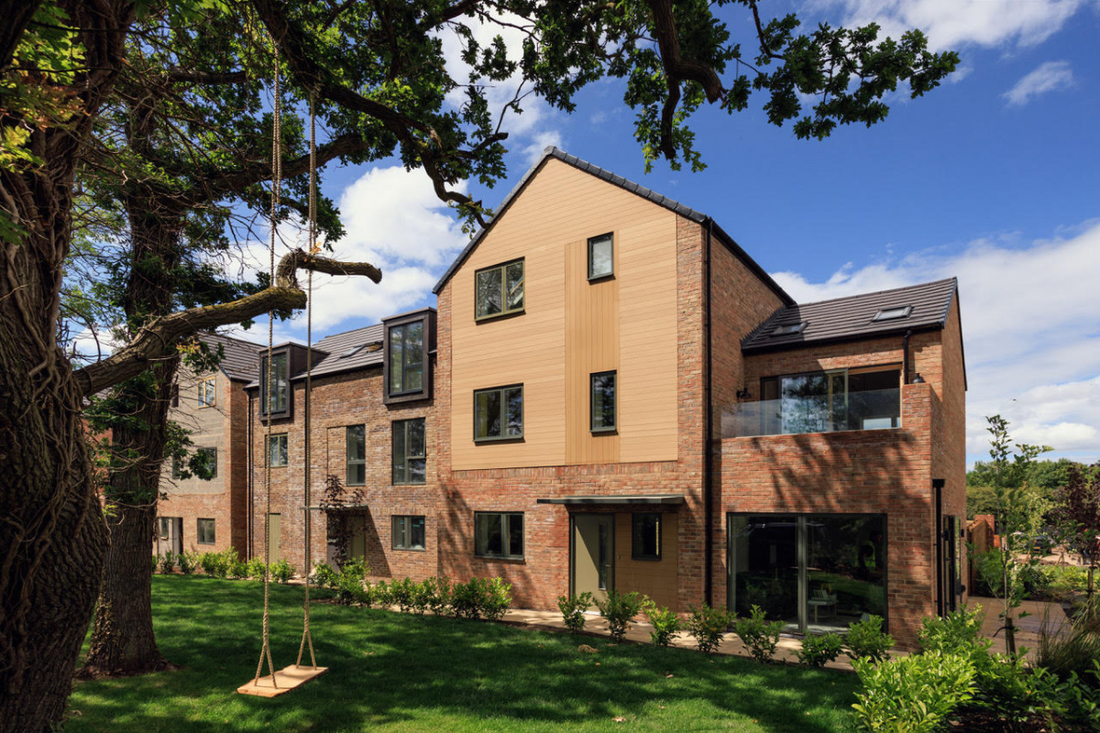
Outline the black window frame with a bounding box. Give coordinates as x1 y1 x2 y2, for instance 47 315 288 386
346 425 366 486
631 512 662 560
387 322 424 397
590 370 617 433
197 518 216 545
382 310 434 405
872 305 913 322
474 511 525 560
197 447 217 479
267 433 288 468
392 417 427 485
473 384 524 443
259 350 290 418
171 456 183 480
391 515 427 551
474 258 525 322
587 233 614 280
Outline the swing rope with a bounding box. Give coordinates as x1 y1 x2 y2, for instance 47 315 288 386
296 92 318 670
254 45 282 689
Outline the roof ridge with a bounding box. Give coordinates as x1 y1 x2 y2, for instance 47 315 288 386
786 277 957 309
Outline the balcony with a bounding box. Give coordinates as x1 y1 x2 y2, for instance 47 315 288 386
721 387 901 438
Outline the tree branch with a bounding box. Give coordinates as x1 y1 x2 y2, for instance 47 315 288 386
164 68 248 85
72 249 381 396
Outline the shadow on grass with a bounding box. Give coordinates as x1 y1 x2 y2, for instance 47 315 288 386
68 577 858 732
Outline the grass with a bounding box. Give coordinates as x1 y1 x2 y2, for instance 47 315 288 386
67 575 859 732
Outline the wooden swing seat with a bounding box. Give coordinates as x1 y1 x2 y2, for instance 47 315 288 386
237 665 328 698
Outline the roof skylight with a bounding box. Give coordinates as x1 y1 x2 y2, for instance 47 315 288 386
772 321 808 336
872 306 913 322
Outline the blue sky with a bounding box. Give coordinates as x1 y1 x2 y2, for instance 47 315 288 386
222 0 1100 468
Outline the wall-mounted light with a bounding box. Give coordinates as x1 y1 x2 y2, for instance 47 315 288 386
912 373 926 384
736 388 751 400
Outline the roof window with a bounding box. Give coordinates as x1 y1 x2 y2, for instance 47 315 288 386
339 341 381 359
872 306 913 322
772 321 808 336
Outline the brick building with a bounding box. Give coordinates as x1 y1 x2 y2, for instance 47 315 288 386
242 147 967 647
156 333 263 557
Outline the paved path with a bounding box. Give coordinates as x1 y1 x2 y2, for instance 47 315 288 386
968 596 1068 658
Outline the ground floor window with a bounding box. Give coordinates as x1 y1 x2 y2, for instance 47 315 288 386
728 513 887 634
475 512 524 560
392 515 426 551
631 512 662 560
197 518 215 545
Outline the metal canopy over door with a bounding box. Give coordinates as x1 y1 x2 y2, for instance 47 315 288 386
572 514 614 603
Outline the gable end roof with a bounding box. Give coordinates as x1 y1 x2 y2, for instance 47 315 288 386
431 147 793 306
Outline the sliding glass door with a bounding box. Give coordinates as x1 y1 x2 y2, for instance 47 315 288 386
728 513 887 634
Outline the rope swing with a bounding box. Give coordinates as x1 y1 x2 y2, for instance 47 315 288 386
237 48 327 699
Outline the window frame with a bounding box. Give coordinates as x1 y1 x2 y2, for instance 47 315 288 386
382 310 434 405
259 350 290 418
631 512 662 561
474 511 525 560
171 456 183 480
267 433 289 468
474 258 525 322
391 515 427 551
346 425 366 486
197 447 217 479
473 384 524 443
392 417 427 485
587 233 614 281
197 375 216 408
759 366 902 435
590 370 617 433
872 305 913 322
387 321 424 397
197 518 216 545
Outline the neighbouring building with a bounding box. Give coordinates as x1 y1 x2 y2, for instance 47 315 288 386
244 147 967 648
155 333 263 557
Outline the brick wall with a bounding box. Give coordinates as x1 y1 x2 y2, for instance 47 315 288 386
248 363 441 582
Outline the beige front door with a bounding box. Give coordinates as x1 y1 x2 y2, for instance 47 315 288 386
573 514 614 603
267 513 281 562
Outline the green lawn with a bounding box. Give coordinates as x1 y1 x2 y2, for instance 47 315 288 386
68 576 859 732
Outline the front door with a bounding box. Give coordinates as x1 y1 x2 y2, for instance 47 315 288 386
158 517 182 556
572 514 614 604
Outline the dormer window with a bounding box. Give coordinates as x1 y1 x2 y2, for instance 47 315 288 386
772 321 807 336
259 351 289 418
383 310 435 404
872 306 912 322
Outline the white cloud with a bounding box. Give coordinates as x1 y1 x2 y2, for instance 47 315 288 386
811 0 1086 51
520 130 564 166
1002 60 1076 106
772 219 1100 464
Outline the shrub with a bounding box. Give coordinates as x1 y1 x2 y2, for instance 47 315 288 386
212 548 236 578
198 551 220 576
389 577 416 613
852 652 976 733
270 558 295 583
246 557 267 580
228 559 249 579
424 577 452 616
798 632 844 667
642 599 683 648
451 578 487 620
597 589 643 642
334 561 370 605
686 603 735 654
312 561 340 589
845 615 894 663
407 579 433 615
151 555 159 574
481 577 512 621
558 592 594 634
159 551 176 574
733 604 784 663
176 552 196 575
919 606 986 655
374 579 394 607
1037 594 1100 686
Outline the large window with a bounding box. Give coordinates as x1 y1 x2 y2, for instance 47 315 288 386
591 371 616 432
475 512 524 560
388 321 424 396
346 425 366 486
632 513 662 560
197 376 216 407
392 418 426 484
728 513 887 634
588 233 613 280
474 385 523 442
392 515 426 551
260 352 289 416
475 259 524 320
197 518 216 545
267 434 288 468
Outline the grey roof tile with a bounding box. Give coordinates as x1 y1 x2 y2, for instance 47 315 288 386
742 278 958 352
198 333 264 382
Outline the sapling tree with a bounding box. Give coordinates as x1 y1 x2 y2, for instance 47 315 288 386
1053 463 1100 599
983 414 1052 656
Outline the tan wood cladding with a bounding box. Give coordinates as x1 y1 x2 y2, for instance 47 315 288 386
451 157 679 469
614 512 679 609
